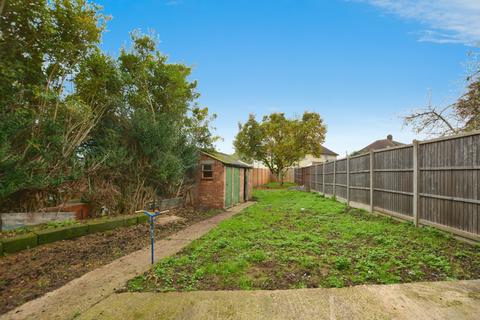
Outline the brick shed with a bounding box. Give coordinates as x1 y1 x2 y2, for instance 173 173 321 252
193 151 253 209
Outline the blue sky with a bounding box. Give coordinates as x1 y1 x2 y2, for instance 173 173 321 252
97 0 480 156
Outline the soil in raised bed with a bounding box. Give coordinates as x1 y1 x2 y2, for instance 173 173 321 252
0 207 220 315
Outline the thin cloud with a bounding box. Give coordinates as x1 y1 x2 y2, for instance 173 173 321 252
358 0 480 46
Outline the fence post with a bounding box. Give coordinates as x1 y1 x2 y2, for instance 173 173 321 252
333 160 336 197
346 156 350 206
369 150 374 213
413 140 420 227
314 164 318 191
322 163 325 194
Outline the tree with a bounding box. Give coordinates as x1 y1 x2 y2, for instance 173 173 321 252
0 2 217 213
404 54 480 136
456 69 480 131
0 0 105 210
73 32 218 213
234 112 327 184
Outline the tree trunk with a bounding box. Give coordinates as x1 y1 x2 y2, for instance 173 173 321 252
277 170 285 186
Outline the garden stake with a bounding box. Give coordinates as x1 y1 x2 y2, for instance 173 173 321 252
138 210 169 264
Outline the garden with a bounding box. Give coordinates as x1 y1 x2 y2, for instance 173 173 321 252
0 207 220 315
128 187 480 292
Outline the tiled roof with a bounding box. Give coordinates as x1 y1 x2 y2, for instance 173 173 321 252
357 135 405 154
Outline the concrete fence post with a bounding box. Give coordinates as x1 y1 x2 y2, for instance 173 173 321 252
346 156 350 206
369 150 374 213
413 140 420 227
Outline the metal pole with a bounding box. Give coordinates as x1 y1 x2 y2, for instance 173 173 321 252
150 216 155 264
137 209 169 265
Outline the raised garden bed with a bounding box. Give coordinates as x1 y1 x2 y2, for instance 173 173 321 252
0 207 220 315
0 213 169 254
127 189 480 293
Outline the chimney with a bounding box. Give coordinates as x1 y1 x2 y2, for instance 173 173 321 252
387 134 393 141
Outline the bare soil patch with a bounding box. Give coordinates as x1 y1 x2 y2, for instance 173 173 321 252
0 208 219 315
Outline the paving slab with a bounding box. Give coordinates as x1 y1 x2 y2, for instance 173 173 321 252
0 203 253 320
78 280 480 320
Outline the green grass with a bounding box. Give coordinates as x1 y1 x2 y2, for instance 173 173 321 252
260 182 296 189
128 189 480 292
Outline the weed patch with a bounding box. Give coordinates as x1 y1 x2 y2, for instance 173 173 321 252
128 189 480 292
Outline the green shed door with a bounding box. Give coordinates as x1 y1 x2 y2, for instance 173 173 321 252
233 167 240 204
225 166 232 207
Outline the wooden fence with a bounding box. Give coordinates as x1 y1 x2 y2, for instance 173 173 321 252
252 168 295 187
294 130 480 242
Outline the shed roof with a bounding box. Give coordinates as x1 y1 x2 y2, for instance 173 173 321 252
201 151 253 168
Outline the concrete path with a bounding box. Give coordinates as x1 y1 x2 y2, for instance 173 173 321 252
1 202 254 320
79 280 480 320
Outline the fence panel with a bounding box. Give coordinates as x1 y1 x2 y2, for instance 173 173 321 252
418 134 480 236
335 159 347 200
373 146 414 218
314 164 322 192
294 167 302 185
324 162 335 195
252 168 269 187
349 154 370 205
252 168 295 187
295 130 480 241
304 166 311 190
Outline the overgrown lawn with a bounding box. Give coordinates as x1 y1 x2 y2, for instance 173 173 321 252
128 189 480 292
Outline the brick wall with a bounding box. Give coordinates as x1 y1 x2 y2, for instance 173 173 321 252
194 154 225 209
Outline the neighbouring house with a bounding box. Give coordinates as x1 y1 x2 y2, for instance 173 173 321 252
296 145 339 167
193 151 253 209
353 134 405 155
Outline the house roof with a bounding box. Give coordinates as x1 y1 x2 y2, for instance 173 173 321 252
201 151 253 168
357 135 405 154
320 145 338 156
